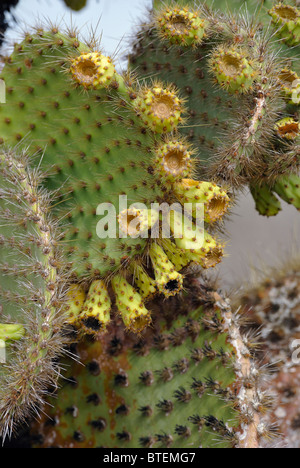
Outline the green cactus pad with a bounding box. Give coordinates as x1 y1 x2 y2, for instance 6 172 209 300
31 279 273 448
30 289 245 448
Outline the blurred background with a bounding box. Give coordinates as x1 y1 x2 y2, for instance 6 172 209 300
1 0 299 292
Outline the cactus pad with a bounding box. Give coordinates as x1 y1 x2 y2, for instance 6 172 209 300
31 280 271 448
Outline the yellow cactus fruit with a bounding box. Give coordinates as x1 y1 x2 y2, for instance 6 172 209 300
111 275 151 333
118 207 159 238
131 263 157 300
156 6 208 47
149 243 184 297
274 117 300 140
184 231 224 269
269 3 300 46
278 68 300 103
154 140 193 182
79 280 111 333
134 84 184 133
64 283 86 325
161 238 190 271
0 323 25 341
209 47 256 94
167 209 205 251
167 211 223 269
70 51 116 89
173 179 230 223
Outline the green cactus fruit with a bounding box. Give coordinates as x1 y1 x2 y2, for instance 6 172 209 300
154 139 194 182
129 0 300 215
130 263 157 300
133 83 184 133
184 232 224 270
269 3 300 46
236 256 300 447
250 183 282 217
273 172 300 209
31 281 273 448
64 0 87 12
0 324 25 342
162 238 190 271
168 211 224 268
209 47 256 94
0 148 69 439
155 5 208 46
70 51 117 89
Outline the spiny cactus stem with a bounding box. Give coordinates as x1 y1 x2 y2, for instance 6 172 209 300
231 81 276 169
1 153 58 329
0 150 68 438
214 292 262 448
244 91 267 142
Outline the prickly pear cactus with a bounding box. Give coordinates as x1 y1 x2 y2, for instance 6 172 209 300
0 25 230 335
31 278 273 449
0 23 231 437
237 257 300 448
129 0 300 216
